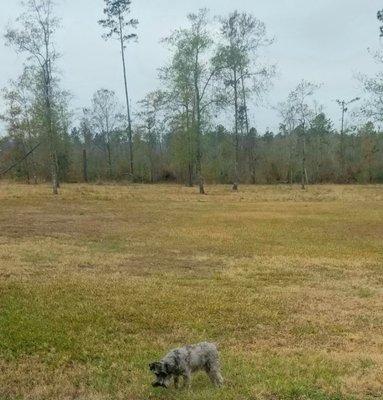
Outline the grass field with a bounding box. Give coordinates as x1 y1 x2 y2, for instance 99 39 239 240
0 183 382 400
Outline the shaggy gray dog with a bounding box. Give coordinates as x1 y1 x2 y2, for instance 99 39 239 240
149 342 223 389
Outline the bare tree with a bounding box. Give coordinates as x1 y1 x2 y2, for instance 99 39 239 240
282 81 320 189
1 69 40 184
5 0 61 194
136 91 165 182
91 89 123 179
79 108 94 183
336 97 360 181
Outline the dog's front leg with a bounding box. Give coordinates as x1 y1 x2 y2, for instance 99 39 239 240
182 371 191 389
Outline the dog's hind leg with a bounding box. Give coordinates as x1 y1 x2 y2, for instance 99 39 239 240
174 376 180 389
214 370 224 387
205 363 224 387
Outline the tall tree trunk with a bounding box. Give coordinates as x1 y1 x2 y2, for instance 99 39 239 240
240 72 250 136
83 148 88 183
187 163 193 187
51 152 58 194
45 75 58 194
55 152 60 189
195 106 205 194
248 132 257 185
340 102 346 182
194 49 205 195
118 12 134 177
288 135 294 185
26 126 38 184
42 32 58 195
186 105 193 187
107 142 112 179
150 155 155 183
250 142 256 184
147 125 155 183
232 68 239 191
301 131 306 190
240 72 255 184
251 165 256 184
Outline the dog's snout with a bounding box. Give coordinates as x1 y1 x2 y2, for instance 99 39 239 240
152 381 167 389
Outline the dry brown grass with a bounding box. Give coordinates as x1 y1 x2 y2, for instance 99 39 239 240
0 182 382 399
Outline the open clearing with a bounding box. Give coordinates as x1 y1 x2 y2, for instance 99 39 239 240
0 183 382 400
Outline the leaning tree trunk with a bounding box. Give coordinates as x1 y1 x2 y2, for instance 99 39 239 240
29 145 38 185
21 140 31 184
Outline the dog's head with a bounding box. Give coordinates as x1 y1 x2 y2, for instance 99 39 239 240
149 361 171 388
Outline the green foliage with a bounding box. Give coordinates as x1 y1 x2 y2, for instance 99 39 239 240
2 6 383 186
98 0 138 42
378 9 383 36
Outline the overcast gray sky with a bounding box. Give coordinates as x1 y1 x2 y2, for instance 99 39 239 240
0 0 382 134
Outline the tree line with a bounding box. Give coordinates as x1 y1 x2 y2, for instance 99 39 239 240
1 0 383 194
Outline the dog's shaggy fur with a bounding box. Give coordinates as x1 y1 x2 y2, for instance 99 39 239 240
149 342 223 389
